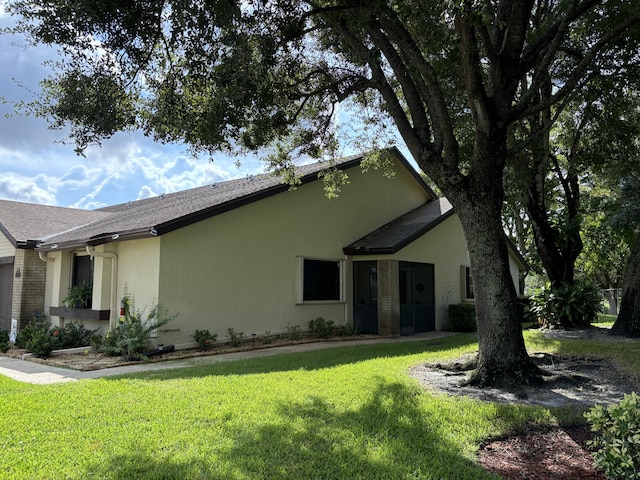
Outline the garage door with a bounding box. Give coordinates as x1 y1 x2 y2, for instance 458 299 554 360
0 263 13 331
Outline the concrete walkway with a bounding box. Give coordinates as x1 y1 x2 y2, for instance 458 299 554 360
0 332 457 384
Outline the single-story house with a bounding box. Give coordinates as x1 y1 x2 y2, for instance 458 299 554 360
0 202 107 332
0 148 526 347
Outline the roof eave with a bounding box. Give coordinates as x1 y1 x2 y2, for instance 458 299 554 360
344 205 456 256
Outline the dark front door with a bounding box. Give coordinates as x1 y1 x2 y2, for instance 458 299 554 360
0 262 14 331
399 262 435 335
353 261 378 334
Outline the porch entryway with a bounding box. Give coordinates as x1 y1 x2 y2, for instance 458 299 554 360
353 260 435 336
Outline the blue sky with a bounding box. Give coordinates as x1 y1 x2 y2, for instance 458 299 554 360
0 8 273 209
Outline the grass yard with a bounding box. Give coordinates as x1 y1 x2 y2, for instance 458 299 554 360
0 330 637 479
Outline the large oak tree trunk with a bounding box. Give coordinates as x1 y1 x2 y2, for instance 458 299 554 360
428 129 542 388
611 233 640 336
453 195 542 388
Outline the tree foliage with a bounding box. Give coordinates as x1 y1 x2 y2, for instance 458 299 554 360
7 0 640 385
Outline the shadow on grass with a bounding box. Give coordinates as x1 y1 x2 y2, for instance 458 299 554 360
79 378 498 480
108 334 478 381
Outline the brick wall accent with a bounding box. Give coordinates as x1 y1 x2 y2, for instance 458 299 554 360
377 259 400 337
11 250 46 329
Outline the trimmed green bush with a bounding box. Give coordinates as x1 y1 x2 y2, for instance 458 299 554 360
448 303 476 332
585 392 640 479
27 325 60 358
309 317 335 338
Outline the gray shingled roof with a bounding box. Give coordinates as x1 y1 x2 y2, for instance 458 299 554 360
39 151 426 249
343 197 454 255
0 200 109 248
0 148 436 251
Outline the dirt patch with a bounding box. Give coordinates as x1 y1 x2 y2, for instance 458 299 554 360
408 328 639 479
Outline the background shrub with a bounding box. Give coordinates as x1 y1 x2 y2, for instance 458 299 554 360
15 313 49 349
309 317 335 338
57 322 97 349
448 303 476 332
94 298 175 360
227 328 245 347
0 330 9 353
287 324 301 341
585 392 640 479
27 325 60 358
529 280 601 328
192 329 217 351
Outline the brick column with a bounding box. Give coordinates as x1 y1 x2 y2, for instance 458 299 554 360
11 250 46 329
377 259 400 337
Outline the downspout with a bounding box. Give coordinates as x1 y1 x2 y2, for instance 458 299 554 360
86 246 118 328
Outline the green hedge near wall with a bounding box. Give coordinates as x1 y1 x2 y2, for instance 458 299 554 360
448 303 476 332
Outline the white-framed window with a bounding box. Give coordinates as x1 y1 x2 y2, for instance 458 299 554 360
461 265 474 302
297 256 344 303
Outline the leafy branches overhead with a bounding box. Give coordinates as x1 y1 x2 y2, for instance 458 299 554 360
7 0 640 386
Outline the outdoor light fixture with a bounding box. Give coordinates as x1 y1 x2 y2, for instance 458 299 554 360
252 333 257 347
14 268 21 278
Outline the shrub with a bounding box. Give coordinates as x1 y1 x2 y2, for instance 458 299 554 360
529 280 601 328
15 313 49 349
260 331 273 344
227 328 245 347
27 325 60 358
192 329 217 351
287 323 301 341
339 323 361 337
57 322 97 349
448 303 476 332
585 392 640 479
95 298 176 360
0 330 9 353
309 317 335 338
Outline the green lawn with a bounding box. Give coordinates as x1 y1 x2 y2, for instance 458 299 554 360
0 331 637 480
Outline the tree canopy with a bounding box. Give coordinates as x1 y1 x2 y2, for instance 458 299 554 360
7 0 640 386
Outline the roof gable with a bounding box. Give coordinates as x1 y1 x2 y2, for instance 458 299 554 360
31 147 433 250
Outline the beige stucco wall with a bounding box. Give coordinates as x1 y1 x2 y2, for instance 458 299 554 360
45 240 161 333
113 238 161 318
0 232 14 257
157 160 430 347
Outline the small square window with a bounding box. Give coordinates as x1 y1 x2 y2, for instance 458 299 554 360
298 257 343 303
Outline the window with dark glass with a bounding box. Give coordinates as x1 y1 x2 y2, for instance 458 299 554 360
303 259 340 301
465 266 474 300
73 254 93 287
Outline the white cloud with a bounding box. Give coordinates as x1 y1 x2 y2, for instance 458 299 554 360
137 186 157 200
0 173 56 205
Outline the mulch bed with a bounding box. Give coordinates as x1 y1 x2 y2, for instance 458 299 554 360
478 425 606 479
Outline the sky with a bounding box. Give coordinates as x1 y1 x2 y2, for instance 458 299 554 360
0 8 272 210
